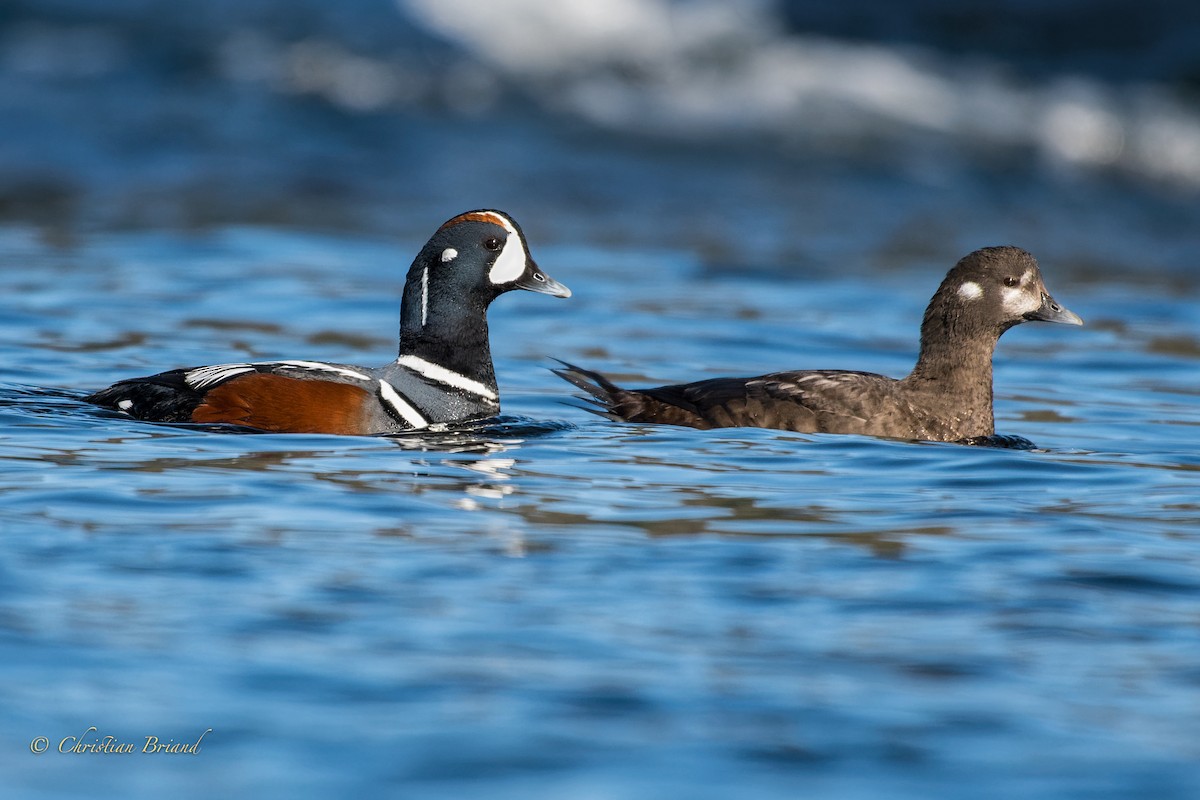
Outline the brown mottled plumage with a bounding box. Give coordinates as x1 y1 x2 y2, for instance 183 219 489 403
556 247 1082 443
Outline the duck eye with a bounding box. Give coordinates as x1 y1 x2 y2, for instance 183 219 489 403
1003 276 1020 287
483 237 502 251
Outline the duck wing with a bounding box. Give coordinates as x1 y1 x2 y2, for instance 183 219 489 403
555 361 895 434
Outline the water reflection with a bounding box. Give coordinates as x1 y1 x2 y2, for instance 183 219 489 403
384 417 570 454
2 386 567 537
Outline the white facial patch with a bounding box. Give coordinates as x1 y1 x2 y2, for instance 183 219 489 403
440 248 457 262
1000 269 1041 315
441 210 527 286
117 399 133 412
958 281 983 301
486 215 527 285
488 233 526 285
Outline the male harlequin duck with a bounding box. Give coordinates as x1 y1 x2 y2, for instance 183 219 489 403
555 246 1081 443
87 210 571 435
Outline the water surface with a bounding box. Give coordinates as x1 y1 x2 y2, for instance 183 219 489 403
3 1 1200 797
3 223 1199 799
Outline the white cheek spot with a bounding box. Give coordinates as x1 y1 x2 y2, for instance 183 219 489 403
488 232 527 285
117 399 133 412
440 248 457 263
958 281 983 300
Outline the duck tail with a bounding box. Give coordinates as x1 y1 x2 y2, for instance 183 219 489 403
550 359 632 421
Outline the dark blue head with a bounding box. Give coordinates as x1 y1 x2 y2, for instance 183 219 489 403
407 209 568 313
399 209 570 358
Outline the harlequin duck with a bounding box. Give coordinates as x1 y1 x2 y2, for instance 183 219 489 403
555 246 1081 443
87 210 571 435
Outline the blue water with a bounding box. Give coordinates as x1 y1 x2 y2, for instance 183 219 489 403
4 1 1200 798
3 221 1200 799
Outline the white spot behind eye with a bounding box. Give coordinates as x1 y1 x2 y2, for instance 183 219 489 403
441 248 458 263
117 399 133 411
958 281 983 300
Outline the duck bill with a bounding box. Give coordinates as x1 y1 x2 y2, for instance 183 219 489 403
513 261 572 298
1025 291 1083 325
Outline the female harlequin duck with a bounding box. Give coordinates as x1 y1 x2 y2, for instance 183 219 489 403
555 246 1081 443
87 210 571 435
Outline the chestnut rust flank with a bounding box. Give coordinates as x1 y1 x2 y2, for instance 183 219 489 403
191 373 372 434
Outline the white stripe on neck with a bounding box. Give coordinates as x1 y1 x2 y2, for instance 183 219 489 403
378 380 429 429
396 355 498 401
421 266 429 328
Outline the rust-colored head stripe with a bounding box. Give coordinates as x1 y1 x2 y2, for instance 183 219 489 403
439 211 515 233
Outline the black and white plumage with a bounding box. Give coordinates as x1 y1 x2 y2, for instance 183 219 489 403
87 210 571 435
555 246 1082 443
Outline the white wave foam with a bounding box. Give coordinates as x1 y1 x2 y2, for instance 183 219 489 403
402 0 1200 187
